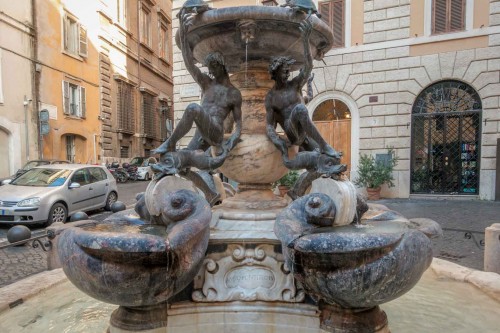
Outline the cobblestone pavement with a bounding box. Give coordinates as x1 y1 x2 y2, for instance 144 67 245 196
0 190 498 288
0 181 149 288
378 198 500 271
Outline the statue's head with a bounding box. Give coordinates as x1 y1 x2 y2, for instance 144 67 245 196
317 154 347 176
205 52 227 77
269 56 296 81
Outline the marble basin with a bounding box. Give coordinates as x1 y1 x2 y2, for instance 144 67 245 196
176 6 334 72
275 193 433 308
57 190 211 330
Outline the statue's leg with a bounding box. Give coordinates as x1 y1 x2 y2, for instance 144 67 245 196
154 103 207 154
290 104 341 158
186 130 210 151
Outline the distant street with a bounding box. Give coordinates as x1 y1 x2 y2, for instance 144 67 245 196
0 180 149 287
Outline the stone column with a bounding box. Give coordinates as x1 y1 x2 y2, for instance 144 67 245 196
484 223 500 273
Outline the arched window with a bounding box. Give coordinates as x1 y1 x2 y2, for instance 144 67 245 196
411 80 481 195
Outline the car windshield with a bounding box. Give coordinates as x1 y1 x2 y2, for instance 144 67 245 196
130 157 144 166
11 168 72 187
22 161 49 171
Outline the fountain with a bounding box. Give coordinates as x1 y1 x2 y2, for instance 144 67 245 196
2 3 497 333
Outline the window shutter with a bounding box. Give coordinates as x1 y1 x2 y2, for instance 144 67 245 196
450 0 465 31
332 0 344 48
80 86 86 118
79 25 88 57
319 2 332 29
433 0 448 34
63 16 69 51
63 81 70 115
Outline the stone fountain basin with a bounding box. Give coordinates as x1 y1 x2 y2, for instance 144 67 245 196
289 223 432 309
58 218 210 307
177 6 334 72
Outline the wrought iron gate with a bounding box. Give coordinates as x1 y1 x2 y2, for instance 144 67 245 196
411 81 481 195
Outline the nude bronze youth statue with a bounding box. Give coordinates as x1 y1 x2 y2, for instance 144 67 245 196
265 19 341 161
154 11 242 157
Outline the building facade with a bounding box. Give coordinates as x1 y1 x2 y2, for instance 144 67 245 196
172 0 500 200
98 0 174 163
0 1 38 177
36 0 101 164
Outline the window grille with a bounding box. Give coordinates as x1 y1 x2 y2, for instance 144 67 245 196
66 135 75 162
142 93 156 138
120 146 129 158
432 0 465 34
159 101 171 140
319 0 344 48
117 81 135 133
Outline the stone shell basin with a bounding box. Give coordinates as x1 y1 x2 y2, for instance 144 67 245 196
57 190 211 307
275 193 433 309
176 6 334 72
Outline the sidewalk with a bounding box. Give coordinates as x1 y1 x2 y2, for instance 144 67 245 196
378 198 500 271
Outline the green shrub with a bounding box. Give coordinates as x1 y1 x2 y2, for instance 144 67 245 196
354 149 398 189
275 170 300 188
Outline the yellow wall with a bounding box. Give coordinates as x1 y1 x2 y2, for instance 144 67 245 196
38 0 101 163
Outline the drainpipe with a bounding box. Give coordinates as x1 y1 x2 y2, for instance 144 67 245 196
31 0 40 159
23 96 32 162
137 0 142 157
93 134 97 164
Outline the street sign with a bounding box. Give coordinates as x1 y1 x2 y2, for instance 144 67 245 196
39 109 49 122
39 109 50 135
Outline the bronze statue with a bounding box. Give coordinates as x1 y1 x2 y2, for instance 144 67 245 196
265 19 340 160
154 11 242 156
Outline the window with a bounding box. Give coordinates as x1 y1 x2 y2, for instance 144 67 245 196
159 20 169 62
120 146 129 158
63 81 86 118
71 168 90 186
432 0 465 34
140 5 152 47
319 0 345 48
66 135 76 163
89 167 107 182
159 100 171 140
142 93 156 138
117 0 127 26
261 0 278 6
63 13 88 57
117 80 135 132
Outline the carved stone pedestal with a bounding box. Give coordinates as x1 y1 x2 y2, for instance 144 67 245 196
192 208 304 303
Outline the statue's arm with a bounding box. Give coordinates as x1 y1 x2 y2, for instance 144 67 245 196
225 90 243 151
179 12 210 87
293 19 313 90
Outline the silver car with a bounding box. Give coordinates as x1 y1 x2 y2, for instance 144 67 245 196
0 164 118 226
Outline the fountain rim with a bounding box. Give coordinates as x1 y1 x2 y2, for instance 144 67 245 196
175 6 334 70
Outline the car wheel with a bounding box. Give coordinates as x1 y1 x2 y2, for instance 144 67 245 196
105 191 118 211
47 203 67 226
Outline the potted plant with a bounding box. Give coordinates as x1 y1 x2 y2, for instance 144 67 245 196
354 149 398 200
275 170 300 197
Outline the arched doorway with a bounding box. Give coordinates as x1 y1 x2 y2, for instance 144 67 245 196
61 134 87 163
411 80 481 195
312 99 352 174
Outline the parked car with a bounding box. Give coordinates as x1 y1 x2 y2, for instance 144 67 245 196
0 164 118 226
137 157 158 181
0 159 70 186
129 157 146 167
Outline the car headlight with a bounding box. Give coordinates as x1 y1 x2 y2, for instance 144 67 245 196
17 197 41 207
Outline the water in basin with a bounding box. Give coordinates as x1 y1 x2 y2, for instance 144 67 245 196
83 222 169 238
1 269 498 332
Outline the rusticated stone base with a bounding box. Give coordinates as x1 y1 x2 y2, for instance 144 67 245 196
109 304 169 332
319 303 390 333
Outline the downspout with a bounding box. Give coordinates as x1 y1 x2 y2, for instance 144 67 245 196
31 0 40 158
137 0 142 157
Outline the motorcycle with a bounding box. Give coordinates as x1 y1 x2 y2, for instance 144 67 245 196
107 162 129 183
122 163 139 181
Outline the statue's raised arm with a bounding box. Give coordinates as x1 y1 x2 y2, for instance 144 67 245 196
292 19 313 90
179 11 211 88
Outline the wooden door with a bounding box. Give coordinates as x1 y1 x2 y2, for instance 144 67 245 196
315 120 351 175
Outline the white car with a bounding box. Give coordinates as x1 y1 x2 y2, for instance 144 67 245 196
137 157 158 181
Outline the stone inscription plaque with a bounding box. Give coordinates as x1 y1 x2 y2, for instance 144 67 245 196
225 267 275 289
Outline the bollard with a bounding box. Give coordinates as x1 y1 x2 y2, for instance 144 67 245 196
484 223 500 274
